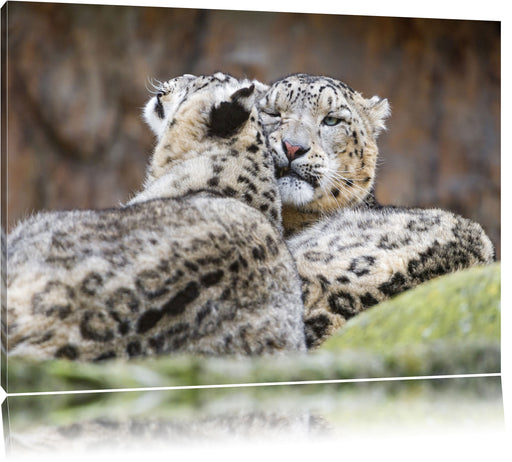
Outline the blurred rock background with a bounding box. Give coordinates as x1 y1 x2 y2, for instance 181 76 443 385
5 3 500 257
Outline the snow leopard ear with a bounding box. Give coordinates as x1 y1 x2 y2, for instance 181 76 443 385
208 85 256 138
364 96 391 137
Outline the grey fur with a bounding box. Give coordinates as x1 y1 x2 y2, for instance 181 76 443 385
6 74 306 360
288 206 495 348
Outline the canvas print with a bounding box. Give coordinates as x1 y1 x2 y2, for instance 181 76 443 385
0 1 500 399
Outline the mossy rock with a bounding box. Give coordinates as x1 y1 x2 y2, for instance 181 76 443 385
4 376 503 436
319 262 500 376
322 262 500 351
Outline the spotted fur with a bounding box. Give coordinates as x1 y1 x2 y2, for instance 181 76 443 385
257 73 494 348
142 72 269 185
258 73 390 237
5 73 306 360
288 206 495 348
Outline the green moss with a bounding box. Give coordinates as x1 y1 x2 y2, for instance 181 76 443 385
5 376 503 431
322 263 500 352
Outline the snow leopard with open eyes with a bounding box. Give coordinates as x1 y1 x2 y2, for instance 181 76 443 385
5 73 306 361
258 73 390 237
288 205 494 348
258 73 494 348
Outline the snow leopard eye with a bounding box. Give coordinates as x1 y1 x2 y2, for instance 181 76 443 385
261 110 281 118
322 116 342 126
259 110 281 132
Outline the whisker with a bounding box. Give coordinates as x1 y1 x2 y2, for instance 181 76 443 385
328 170 371 183
330 165 368 174
319 174 355 207
328 173 374 198
325 171 373 195
145 77 164 95
319 170 375 208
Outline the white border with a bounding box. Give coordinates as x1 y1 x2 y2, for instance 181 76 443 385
0 0 508 457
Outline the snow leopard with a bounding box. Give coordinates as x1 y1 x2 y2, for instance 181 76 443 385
5 73 306 361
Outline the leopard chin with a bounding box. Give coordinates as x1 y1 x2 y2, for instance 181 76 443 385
277 173 315 207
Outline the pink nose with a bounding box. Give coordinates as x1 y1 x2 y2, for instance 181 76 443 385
283 141 309 161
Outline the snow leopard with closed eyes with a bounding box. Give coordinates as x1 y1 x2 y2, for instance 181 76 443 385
5 73 306 361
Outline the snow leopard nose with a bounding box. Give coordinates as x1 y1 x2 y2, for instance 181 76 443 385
283 140 310 162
